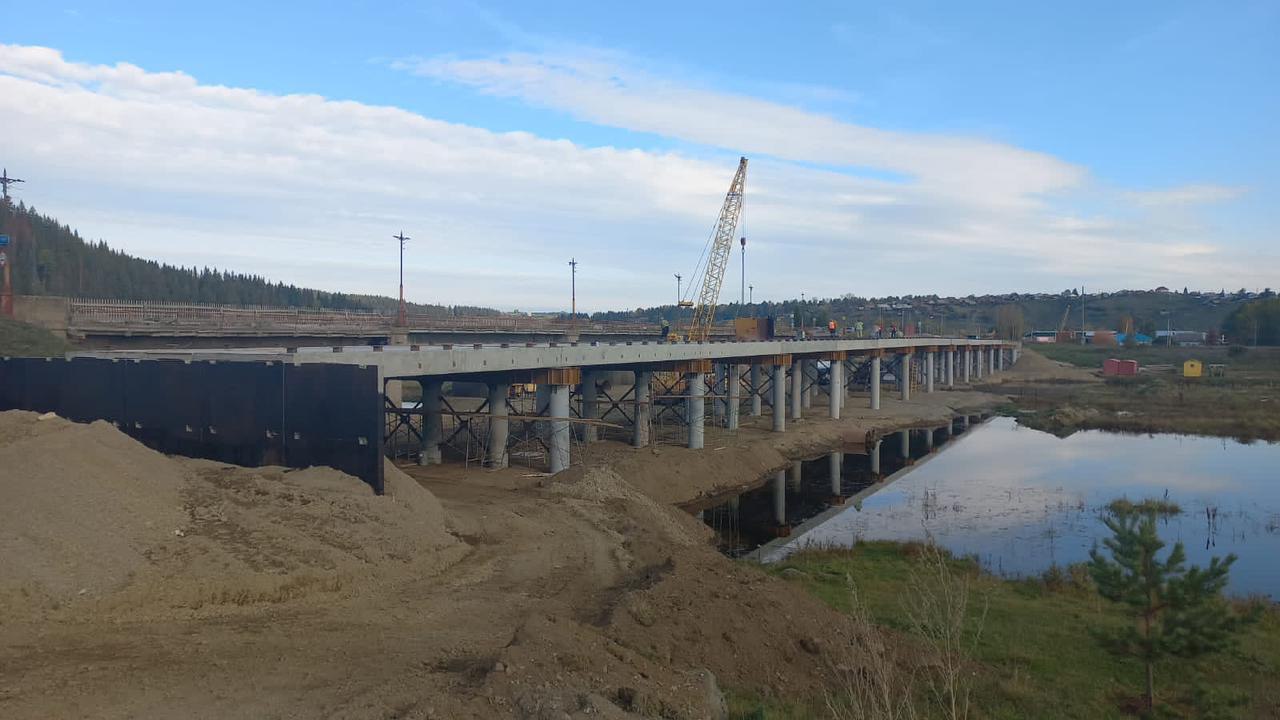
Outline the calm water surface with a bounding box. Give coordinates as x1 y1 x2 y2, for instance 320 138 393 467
754 417 1280 599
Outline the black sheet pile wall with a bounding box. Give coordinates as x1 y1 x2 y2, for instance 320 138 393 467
0 357 384 493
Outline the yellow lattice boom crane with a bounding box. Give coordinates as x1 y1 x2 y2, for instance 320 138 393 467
681 156 748 342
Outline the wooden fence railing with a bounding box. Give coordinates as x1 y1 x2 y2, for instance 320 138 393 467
67 298 790 337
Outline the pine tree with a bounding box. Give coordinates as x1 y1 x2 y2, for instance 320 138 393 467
1088 508 1257 712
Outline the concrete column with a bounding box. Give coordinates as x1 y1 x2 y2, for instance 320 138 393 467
989 348 996 375
828 359 842 419
580 371 599 443
870 440 881 476
686 372 705 450
790 360 804 420
963 349 972 383
632 370 651 448
802 360 813 409
727 364 741 430
870 355 882 410
1012 347 1020 365
771 363 786 432
926 352 935 393
945 350 955 388
711 364 725 428
997 347 1005 371
829 451 842 496
975 349 984 379
419 379 443 465
900 354 912 401
773 470 787 526
899 429 911 460
842 359 852 401
548 384 571 474
749 363 763 416
924 428 934 451
486 382 509 468
789 460 802 491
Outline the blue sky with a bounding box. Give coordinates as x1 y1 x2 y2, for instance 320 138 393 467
1 1 1275 310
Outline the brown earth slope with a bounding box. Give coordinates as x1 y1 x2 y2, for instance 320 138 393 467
0 381 1005 719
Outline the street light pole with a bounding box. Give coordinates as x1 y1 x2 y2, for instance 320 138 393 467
393 231 410 327
749 284 754 304
675 273 682 306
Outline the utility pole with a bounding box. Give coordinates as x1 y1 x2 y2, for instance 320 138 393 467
749 284 754 304
1080 285 1087 345
675 273 682 306
0 169 23 204
0 169 21 317
568 258 578 332
393 231 409 327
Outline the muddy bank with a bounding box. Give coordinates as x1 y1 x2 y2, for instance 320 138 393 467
557 387 1007 508
993 349 1280 442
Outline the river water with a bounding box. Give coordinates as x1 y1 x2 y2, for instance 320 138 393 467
701 417 1280 599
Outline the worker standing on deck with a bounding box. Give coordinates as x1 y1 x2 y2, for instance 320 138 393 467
828 319 837 338
660 318 671 340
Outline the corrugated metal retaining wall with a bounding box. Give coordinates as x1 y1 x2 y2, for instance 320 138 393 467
0 357 384 493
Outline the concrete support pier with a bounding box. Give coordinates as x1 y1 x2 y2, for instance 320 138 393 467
771 363 787 432
790 360 804 420
486 382 509 468
632 370 651 448
989 348 997 375
997 348 1004 371
419 379 443 465
749 363 762 416
828 359 843 419
964 350 972 383
945 349 955 388
900 353 912 401
899 429 911 461
686 372 705 450
726 364 741 430
870 355 882 410
548 384 571 473
802 360 814 409
925 351 936 393
580 371 599 442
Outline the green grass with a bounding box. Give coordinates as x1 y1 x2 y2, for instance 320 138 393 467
1106 497 1182 516
732 542 1280 719
0 316 69 357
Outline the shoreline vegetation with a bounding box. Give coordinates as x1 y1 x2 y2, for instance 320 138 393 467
998 345 1280 443
733 540 1279 720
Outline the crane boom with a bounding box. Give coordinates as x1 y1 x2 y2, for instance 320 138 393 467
687 156 747 342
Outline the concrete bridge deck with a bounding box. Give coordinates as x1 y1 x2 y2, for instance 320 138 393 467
72 336 1006 379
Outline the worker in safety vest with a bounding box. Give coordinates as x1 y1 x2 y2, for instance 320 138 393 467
828 320 837 337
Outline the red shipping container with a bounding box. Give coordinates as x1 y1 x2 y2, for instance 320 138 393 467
1117 359 1138 376
1103 358 1121 375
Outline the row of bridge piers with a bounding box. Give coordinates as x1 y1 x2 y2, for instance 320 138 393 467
402 343 1018 474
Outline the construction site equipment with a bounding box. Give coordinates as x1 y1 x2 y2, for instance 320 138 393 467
1056 303 1073 343
682 157 747 342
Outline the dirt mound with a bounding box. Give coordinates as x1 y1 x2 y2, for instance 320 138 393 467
0 411 187 609
0 411 461 621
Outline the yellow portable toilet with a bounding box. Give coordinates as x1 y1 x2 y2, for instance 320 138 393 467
1183 359 1203 378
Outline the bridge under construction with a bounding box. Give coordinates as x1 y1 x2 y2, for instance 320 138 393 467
4 335 1020 492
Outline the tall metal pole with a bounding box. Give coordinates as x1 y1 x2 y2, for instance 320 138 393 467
569 258 578 333
675 273 682 305
393 232 409 327
749 285 753 304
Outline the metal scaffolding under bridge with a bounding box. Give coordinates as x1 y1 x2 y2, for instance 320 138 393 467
67 337 1018 490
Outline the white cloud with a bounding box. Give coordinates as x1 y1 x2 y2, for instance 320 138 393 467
400 52 1086 209
1126 184 1246 207
0 44 1267 312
